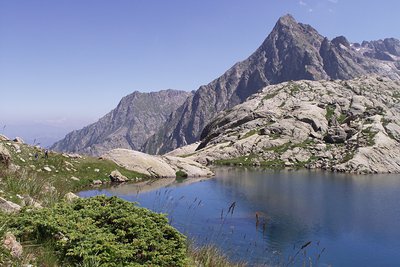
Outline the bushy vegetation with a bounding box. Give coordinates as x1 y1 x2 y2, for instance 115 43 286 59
5 196 187 267
175 169 188 178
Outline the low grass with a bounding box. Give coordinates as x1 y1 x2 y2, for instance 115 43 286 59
325 105 336 121
188 243 246 267
0 141 254 267
262 92 278 101
361 127 377 146
239 129 259 140
214 155 285 169
0 140 147 204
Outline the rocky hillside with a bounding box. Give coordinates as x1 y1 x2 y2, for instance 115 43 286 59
51 89 191 156
176 76 400 174
143 14 400 154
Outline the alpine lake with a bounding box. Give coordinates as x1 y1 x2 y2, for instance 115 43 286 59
79 167 400 266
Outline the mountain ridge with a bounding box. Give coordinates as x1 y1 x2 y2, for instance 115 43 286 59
51 89 191 156
142 14 400 154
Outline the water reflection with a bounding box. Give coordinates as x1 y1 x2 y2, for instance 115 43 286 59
79 168 400 266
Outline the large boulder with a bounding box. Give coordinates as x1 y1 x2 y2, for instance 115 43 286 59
103 149 213 178
109 170 128 183
324 126 347 143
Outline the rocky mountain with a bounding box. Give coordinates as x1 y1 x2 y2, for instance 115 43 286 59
51 90 191 156
174 76 400 174
143 14 400 154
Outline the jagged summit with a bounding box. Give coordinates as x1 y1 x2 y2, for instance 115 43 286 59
142 14 400 154
276 14 297 26
53 14 400 156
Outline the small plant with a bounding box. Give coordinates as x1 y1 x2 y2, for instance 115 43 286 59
239 129 258 140
263 92 278 101
325 104 336 121
176 169 188 178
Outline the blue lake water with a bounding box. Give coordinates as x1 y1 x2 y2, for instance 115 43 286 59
79 168 400 266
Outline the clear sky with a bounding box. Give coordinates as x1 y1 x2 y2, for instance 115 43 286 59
1 0 399 144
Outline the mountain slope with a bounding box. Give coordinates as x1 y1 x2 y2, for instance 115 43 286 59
143 14 400 154
51 89 191 156
182 76 400 174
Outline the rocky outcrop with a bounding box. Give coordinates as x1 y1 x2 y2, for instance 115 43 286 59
143 14 400 155
181 77 400 174
102 149 213 178
51 89 191 156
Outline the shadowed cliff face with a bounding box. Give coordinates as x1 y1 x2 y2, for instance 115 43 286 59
51 89 191 156
142 14 400 155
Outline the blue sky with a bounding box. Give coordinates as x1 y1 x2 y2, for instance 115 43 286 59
1 0 399 144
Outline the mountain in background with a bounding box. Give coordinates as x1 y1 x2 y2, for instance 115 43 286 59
51 89 191 156
52 14 400 156
142 14 400 154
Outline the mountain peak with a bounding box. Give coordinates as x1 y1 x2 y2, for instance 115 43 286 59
276 14 298 27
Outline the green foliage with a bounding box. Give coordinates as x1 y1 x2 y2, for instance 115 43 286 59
361 127 377 146
175 170 188 178
214 155 284 169
239 129 258 140
325 105 336 121
289 83 302 96
337 113 347 124
0 140 148 204
7 196 187 267
188 243 246 267
392 91 400 99
262 92 278 101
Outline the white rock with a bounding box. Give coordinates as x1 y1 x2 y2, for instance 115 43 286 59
43 166 52 172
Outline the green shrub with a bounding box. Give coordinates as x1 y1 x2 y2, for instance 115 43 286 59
8 196 187 267
175 170 188 178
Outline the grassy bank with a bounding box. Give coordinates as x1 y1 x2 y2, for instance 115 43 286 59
0 140 241 266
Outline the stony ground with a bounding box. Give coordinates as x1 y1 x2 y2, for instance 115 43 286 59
175 76 400 174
